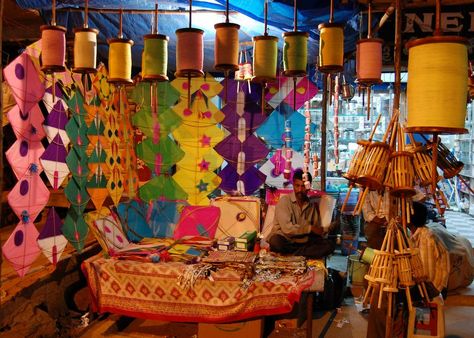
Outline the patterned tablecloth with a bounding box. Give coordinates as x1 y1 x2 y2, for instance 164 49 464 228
82 255 321 323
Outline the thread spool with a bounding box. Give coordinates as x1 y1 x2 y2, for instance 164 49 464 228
73 28 99 73
142 34 169 81
318 23 344 74
40 25 66 73
214 23 240 71
282 31 308 77
356 38 383 85
175 28 204 78
108 38 134 84
406 36 469 134
252 35 278 83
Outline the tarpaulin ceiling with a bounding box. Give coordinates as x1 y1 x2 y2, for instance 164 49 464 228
15 0 360 76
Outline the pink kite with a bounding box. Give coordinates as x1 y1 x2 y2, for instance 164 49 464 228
6 139 44 180
7 104 45 142
2 220 41 277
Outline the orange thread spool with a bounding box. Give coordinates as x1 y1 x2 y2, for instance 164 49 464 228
175 28 204 78
356 38 383 84
40 25 67 73
214 23 240 71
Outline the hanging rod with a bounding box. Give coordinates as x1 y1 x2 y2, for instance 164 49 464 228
55 7 235 15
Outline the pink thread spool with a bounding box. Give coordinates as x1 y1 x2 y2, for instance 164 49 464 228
40 25 67 73
175 28 204 78
356 38 383 85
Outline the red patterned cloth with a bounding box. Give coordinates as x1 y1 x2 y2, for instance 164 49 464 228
82 255 317 323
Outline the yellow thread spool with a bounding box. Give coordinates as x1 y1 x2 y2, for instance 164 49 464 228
252 35 278 83
282 31 308 77
318 23 344 74
73 28 99 73
175 28 204 78
356 38 383 84
108 38 134 84
142 34 169 81
406 36 469 134
40 25 67 73
214 23 240 71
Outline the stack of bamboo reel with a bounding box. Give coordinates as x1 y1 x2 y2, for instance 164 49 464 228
363 220 431 313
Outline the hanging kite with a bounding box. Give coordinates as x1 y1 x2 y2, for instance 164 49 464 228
259 150 312 188
66 147 90 187
136 137 184 176
62 210 89 253
86 173 109 210
173 171 221 206
218 165 266 196
2 220 41 277
40 134 69 190
139 175 188 203
3 52 45 115
43 100 70 147
64 176 90 216
6 139 44 180
7 104 46 142
7 165 50 222
265 76 317 110
37 207 68 266
92 63 114 105
172 74 223 99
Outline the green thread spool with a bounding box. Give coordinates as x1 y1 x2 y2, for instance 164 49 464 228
252 35 278 83
142 34 169 81
282 31 308 77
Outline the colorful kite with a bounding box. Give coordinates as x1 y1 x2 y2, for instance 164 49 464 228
3 52 45 115
2 220 41 277
40 134 69 190
6 139 44 180
62 210 89 253
265 76 318 110
7 104 45 142
43 100 70 147
37 207 68 265
86 173 109 210
139 175 188 203
218 165 267 196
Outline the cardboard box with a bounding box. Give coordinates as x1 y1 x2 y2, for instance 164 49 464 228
198 319 263 338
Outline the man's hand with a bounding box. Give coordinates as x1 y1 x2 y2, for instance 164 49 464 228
311 225 325 236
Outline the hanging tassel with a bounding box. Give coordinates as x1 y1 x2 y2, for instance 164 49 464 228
237 151 246 175
236 180 245 195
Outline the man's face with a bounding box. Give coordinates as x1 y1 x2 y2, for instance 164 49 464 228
293 178 308 201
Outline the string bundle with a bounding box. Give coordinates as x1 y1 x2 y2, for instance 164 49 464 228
40 25 66 73
214 23 240 71
283 120 293 180
303 102 311 189
406 36 469 134
175 28 204 78
142 34 169 81
252 35 278 83
356 38 383 84
73 28 99 73
318 23 344 74
282 32 308 77
108 38 134 84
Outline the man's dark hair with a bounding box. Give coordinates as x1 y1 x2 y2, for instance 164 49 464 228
293 168 312 183
411 201 428 228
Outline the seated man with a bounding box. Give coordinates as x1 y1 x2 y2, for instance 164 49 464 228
267 169 335 259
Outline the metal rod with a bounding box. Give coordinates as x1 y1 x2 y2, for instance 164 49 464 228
119 8 123 38
153 2 158 34
57 7 231 15
52 0 56 25
84 0 89 28
189 0 192 28
368 1 372 38
264 0 268 36
293 0 297 32
226 0 230 23
329 0 334 23
435 0 441 35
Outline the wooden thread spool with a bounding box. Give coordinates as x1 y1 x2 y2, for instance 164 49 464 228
142 34 169 81
388 151 416 197
357 142 391 190
73 28 99 73
108 38 134 84
318 23 344 74
40 25 67 73
175 28 204 78
252 35 278 83
405 36 469 134
427 141 464 179
282 31 309 77
356 38 383 85
214 23 240 71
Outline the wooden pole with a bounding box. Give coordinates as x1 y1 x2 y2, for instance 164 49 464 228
321 74 328 192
